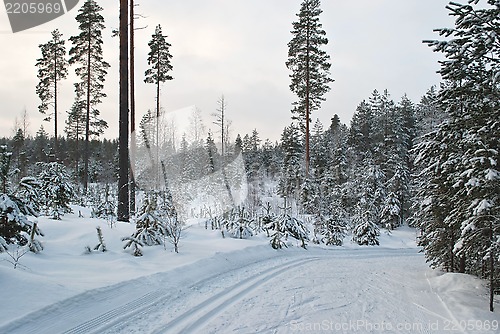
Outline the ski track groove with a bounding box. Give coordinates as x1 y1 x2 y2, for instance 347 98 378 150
425 271 466 334
0 248 433 334
151 257 320 334
3 253 317 334
63 291 162 334
66 256 317 334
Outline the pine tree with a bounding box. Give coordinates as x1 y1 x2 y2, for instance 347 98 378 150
286 0 333 173
37 161 74 219
145 24 173 121
69 0 110 191
145 24 173 186
118 0 130 222
36 29 68 157
65 96 86 180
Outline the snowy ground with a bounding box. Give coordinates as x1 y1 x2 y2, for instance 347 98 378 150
1 207 499 333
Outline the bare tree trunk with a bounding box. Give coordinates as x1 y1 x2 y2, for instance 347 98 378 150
84 21 91 193
118 0 129 222
54 50 58 160
490 220 495 312
156 59 160 189
305 17 310 175
129 0 136 216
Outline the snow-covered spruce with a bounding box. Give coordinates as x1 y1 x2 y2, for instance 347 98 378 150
269 202 309 249
126 192 168 247
93 226 107 252
323 215 347 246
37 161 74 220
91 183 116 227
224 206 254 239
0 146 43 251
352 213 380 246
380 191 401 230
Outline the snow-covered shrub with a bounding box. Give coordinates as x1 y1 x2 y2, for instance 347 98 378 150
15 177 42 217
130 192 168 246
122 236 143 256
324 215 347 246
380 191 401 230
27 222 43 253
37 161 74 219
0 194 31 247
0 146 43 251
261 202 278 237
91 184 116 227
352 215 380 246
269 202 309 249
164 216 184 253
270 225 287 249
283 214 309 249
0 236 8 252
93 226 107 252
224 206 254 239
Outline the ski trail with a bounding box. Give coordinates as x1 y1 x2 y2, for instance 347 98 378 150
63 291 162 334
64 256 315 334
1 249 301 334
425 271 467 334
0 282 160 334
151 257 320 334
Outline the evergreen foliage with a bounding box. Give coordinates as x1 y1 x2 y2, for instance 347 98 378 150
144 24 173 121
286 0 333 172
128 192 168 247
69 0 110 191
352 208 380 246
35 29 68 155
37 162 74 219
417 0 500 311
0 146 42 251
224 206 254 239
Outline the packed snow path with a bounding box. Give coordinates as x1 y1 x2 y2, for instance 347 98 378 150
2 247 498 334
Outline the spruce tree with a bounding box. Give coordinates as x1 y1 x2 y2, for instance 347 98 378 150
69 0 110 192
65 95 86 180
278 125 303 201
286 0 333 174
36 29 68 157
0 146 42 250
37 162 74 220
420 0 499 311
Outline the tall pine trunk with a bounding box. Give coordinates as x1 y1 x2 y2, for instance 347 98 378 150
53 50 58 160
118 0 129 222
156 57 160 188
129 0 136 216
84 22 91 193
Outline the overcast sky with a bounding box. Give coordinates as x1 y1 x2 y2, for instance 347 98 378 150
0 0 455 143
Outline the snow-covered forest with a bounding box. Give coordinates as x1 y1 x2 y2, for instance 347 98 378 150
0 0 499 332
